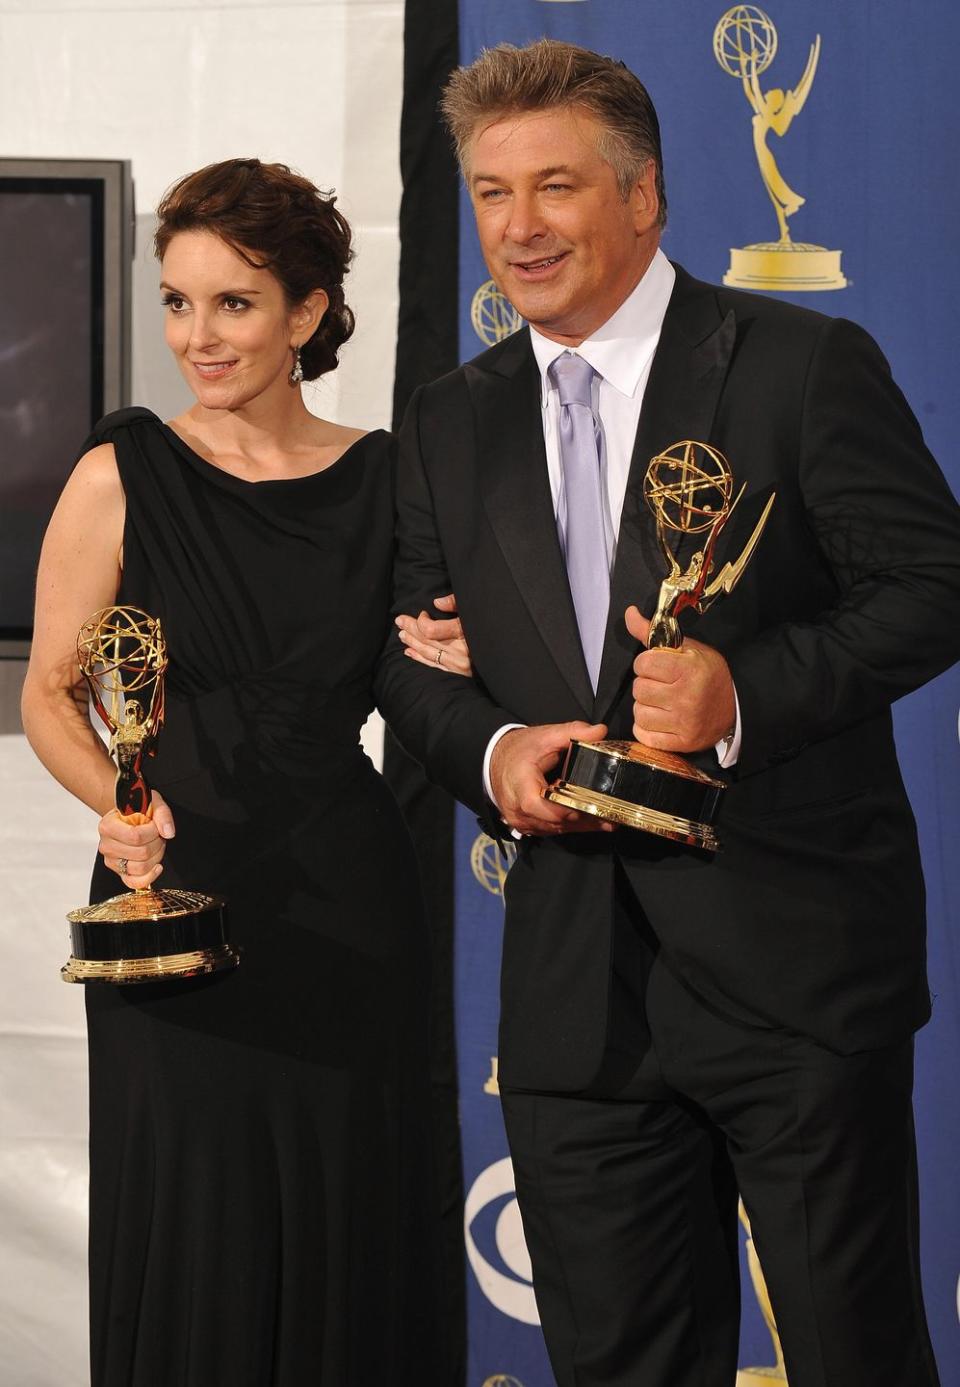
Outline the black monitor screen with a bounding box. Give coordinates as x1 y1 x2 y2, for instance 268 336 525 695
0 178 103 635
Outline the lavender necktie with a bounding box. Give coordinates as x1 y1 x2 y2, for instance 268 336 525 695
549 351 612 691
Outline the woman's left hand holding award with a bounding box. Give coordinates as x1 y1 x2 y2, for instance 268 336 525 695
62 606 240 983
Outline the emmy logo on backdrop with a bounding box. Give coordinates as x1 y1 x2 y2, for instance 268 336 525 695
547 442 775 850
471 279 522 346
62 605 239 984
471 831 517 898
471 832 517 1097
714 5 846 291
737 1201 787 1385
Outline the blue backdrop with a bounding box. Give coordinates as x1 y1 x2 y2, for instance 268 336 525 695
451 4 960 1385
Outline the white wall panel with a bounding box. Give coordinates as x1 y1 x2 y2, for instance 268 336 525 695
0 2 401 1377
0 736 92 1382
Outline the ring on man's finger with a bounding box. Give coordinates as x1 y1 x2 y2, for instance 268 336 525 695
436 648 444 666
116 857 129 876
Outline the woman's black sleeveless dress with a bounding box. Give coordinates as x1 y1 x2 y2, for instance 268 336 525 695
84 409 439 1386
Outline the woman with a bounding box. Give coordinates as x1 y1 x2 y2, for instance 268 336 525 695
21 158 466 1386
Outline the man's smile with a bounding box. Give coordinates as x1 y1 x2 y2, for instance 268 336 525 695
509 251 570 279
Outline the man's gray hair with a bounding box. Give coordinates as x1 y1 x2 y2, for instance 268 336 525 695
440 38 667 227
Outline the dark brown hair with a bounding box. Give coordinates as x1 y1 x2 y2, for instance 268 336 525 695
154 158 355 380
441 39 667 228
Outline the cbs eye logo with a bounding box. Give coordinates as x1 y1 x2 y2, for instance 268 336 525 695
464 1156 540 1324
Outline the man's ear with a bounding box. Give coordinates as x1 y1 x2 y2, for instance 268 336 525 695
631 161 660 234
291 288 329 343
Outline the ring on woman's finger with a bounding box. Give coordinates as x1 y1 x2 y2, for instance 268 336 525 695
436 648 444 666
116 857 129 876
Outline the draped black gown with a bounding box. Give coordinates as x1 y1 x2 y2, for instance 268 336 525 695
84 409 439 1386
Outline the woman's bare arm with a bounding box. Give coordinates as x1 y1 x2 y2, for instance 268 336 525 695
21 445 174 887
21 444 125 813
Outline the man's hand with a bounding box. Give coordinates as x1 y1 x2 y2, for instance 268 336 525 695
626 606 735 752
490 721 613 836
395 593 472 676
97 790 176 889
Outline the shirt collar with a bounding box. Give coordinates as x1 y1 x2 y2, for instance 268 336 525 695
529 249 676 405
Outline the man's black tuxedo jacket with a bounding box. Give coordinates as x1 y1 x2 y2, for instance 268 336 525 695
376 264 960 1094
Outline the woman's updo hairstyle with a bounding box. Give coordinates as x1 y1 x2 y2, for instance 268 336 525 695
154 158 355 380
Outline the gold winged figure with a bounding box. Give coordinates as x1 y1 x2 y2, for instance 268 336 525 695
644 441 776 650
744 34 821 242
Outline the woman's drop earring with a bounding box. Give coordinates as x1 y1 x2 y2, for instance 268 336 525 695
289 346 304 385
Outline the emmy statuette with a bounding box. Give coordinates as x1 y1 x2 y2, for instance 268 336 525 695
714 5 846 292
62 606 239 983
546 442 774 851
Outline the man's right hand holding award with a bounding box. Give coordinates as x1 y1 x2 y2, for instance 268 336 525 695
489 595 738 840
545 439 774 849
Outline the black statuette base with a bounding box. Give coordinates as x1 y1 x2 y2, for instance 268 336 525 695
546 739 725 850
62 889 239 984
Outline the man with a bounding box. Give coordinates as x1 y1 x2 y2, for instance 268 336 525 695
377 39 960 1387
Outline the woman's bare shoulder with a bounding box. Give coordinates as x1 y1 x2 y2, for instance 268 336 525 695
72 441 121 488
51 443 124 534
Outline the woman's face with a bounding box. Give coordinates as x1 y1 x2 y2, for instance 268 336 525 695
160 230 323 411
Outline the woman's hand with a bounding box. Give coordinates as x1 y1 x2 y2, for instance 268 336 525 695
395 593 473 676
97 790 176 889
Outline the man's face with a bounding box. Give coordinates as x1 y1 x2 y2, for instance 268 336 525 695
467 106 660 346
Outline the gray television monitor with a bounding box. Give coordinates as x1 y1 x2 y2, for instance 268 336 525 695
0 157 134 637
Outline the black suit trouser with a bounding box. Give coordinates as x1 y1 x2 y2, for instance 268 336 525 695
500 873 939 1387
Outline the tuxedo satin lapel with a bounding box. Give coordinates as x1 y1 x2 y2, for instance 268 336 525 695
595 288 738 720
468 335 595 714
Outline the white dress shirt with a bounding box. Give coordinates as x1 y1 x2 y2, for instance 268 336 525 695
532 247 676 561
482 249 740 805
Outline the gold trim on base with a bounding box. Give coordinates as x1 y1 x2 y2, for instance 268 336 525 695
736 1371 787 1385
546 784 719 851
68 887 223 924
724 242 846 291
61 943 240 984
